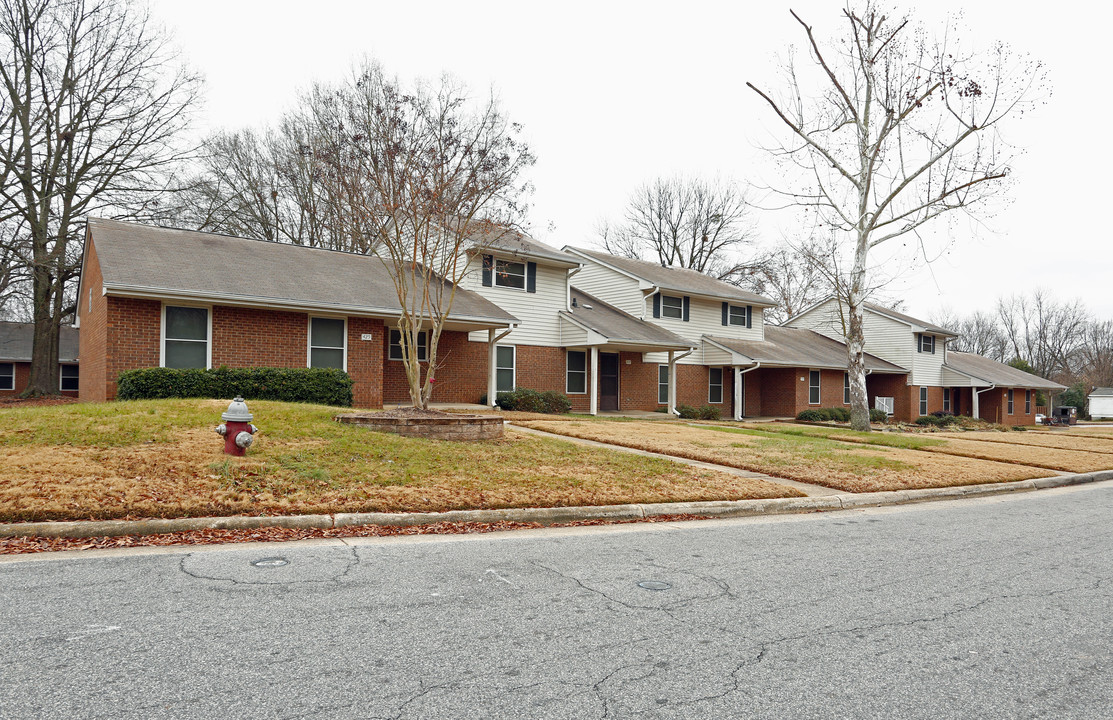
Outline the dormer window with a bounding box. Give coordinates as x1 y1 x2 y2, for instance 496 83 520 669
918 334 935 354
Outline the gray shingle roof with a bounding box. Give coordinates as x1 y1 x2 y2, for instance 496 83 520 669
1090 387 1113 397
944 352 1066 390
564 246 775 306
562 288 694 348
469 227 579 267
86 218 518 325
0 322 79 362
863 302 957 336
706 326 906 373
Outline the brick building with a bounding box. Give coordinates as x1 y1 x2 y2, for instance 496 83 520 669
0 322 79 397
76 218 1062 424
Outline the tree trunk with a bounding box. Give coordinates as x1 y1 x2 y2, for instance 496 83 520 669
847 229 872 432
23 263 61 397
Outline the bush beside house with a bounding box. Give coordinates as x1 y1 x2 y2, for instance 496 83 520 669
116 367 354 406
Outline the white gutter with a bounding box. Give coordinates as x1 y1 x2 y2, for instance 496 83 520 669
974 384 997 420
733 362 762 420
565 264 583 311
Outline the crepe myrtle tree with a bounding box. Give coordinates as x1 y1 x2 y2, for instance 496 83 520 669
314 62 534 409
0 0 201 395
747 2 1045 431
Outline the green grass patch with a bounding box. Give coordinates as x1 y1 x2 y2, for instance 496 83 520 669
703 423 945 450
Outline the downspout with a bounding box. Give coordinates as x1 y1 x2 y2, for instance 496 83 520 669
974 384 996 421
668 348 695 416
565 265 583 311
641 287 658 320
487 325 516 408
734 362 762 421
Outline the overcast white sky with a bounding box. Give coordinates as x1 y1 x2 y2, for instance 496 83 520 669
148 0 1112 321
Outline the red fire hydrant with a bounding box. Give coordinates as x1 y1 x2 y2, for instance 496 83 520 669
215 396 258 456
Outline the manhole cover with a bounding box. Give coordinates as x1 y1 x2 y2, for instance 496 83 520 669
637 580 671 591
251 557 289 568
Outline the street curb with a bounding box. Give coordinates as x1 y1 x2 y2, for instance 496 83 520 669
2 470 1111 540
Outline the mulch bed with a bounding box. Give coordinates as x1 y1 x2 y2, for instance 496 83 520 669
0 395 78 408
0 514 713 555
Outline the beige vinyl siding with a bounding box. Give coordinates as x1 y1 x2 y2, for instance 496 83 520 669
911 336 946 386
639 297 764 365
462 256 568 346
572 261 646 317
558 315 591 346
942 366 977 387
788 299 912 372
700 340 736 366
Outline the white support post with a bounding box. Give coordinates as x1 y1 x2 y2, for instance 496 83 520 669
589 346 599 416
487 329 498 408
668 350 677 416
733 366 743 421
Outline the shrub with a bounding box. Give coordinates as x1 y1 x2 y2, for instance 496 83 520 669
116 367 353 406
915 414 958 427
869 408 889 424
698 405 722 420
930 410 955 418
796 407 852 422
675 404 700 419
796 409 825 422
492 388 571 414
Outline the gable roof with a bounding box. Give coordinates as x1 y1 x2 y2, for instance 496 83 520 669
944 352 1065 390
705 326 906 373
563 246 775 306
469 227 580 268
561 288 694 349
1090 387 1113 397
0 322 79 362
863 302 958 337
84 218 518 327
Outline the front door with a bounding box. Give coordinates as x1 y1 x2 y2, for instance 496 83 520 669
599 353 620 411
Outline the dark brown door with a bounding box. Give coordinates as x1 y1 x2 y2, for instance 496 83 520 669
599 353 619 411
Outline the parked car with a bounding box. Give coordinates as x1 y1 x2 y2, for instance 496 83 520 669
1035 413 1046 425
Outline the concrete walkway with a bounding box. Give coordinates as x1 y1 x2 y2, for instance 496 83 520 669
508 423 841 497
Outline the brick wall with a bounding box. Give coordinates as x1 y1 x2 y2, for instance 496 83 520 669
103 297 161 401
867 373 913 421
382 331 488 405
976 387 1037 426
0 362 30 398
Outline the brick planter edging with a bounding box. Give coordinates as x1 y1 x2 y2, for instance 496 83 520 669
334 413 504 441
2 471 1110 541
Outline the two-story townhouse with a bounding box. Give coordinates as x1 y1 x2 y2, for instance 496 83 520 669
786 298 1063 424
560 247 906 418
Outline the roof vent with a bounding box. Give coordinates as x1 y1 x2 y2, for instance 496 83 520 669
582 304 593 310
571 297 578 307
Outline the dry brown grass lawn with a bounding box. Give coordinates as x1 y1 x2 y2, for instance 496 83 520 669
519 421 1047 493
937 431 1113 455
0 400 799 523
922 436 1113 472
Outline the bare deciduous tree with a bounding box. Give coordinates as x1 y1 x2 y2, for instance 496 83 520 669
997 291 1089 378
747 2 1045 430
931 308 1008 360
0 0 201 395
313 62 534 409
732 237 829 324
598 176 755 280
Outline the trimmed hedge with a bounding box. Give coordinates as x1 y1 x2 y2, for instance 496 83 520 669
486 388 571 414
915 414 958 427
116 367 353 407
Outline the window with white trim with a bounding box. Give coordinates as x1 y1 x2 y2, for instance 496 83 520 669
919 334 935 353
1025 390 1032 415
496 346 515 392
708 367 723 404
943 388 951 413
494 259 526 290
1008 389 1015 415
658 365 669 404
60 364 79 392
389 329 427 361
843 372 851 405
809 370 821 405
728 305 748 326
163 306 209 369
0 362 13 391
566 351 586 394
661 295 683 319
309 317 346 369
920 386 929 416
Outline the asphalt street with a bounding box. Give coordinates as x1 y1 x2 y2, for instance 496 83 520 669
2 483 1111 719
